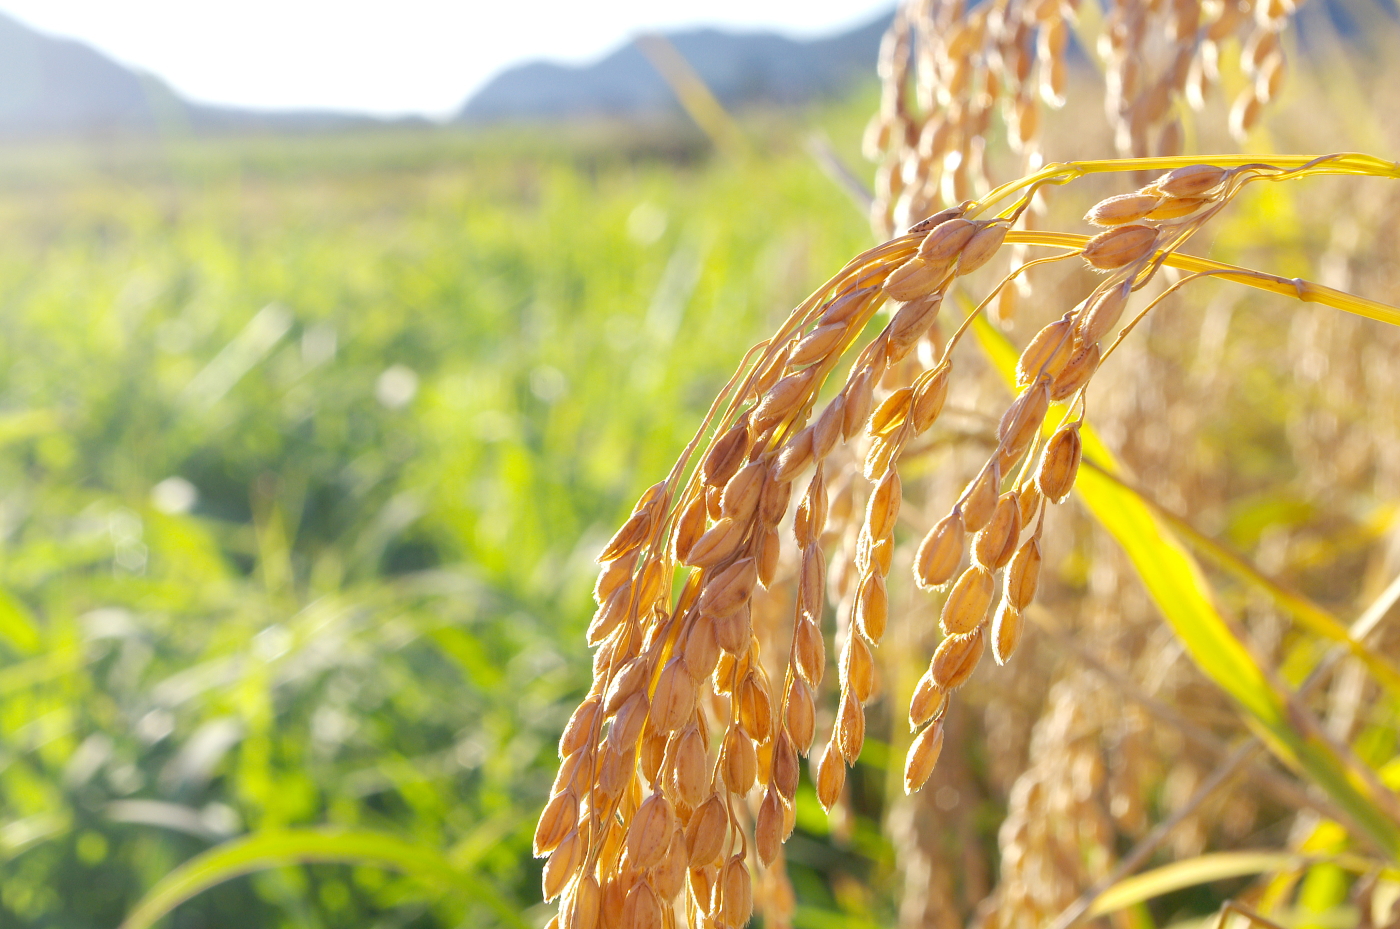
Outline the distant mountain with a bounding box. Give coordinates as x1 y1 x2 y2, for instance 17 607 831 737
0 11 393 138
459 12 894 123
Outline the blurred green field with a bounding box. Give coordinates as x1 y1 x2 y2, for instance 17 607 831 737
0 102 881 927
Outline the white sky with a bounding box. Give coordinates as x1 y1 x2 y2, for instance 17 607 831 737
0 1 895 118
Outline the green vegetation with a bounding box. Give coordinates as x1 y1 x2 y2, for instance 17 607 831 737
0 107 876 927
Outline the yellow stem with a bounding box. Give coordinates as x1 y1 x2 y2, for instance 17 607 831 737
1004 230 1400 328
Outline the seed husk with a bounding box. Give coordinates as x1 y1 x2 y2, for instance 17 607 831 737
887 292 943 358
842 366 878 439
789 322 847 366
1005 538 1043 610
683 617 721 681
755 786 785 865
686 793 729 865
712 601 752 654
772 427 815 483
621 881 662 929
957 221 1009 274
1076 281 1131 346
909 673 948 729
941 565 996 635
593 548 639 605
720 726 758 795
910 364 951 433
930 625 986 691
670 725 710 808
884 255 950 301
836 691 866 760
812 395 845 459
772 730 800 799
684 516 744 568
815 741 846 811
915 512 966 589
1053 341 1102 400
649 824 688 900
1085 192 1161 226
991 599 1025 665
794 469 828 546
716 855 753 928
627 792 677 870
542 828 581 902
598 508 653 563
1153 163 1228 198
843 633 875 702
907 204 968 234
607 692 650 753
720 461 766 522
1036 421 1083 502
918 217 978 262
650 657 696 733
998 380 1051 461
1083 224 1159 270
1147 195 1208 220
1016 317 1075 386
785 676 817 753
559 696 601 757
758 471 793 524
856 571 889 643
798 547 827 624
697 558 757 619
640 727 666 783
794 616 825 686
561 874 601 929
974 492 1022 569
904 720 946 794
819 284 876 327
866 469 902 541
701 421 750 488
961 462 1001 532
869 386 914 437
604 657 650 716
535 788 578 857
737 672 773 742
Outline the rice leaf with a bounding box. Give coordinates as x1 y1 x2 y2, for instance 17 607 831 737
119 827 532 929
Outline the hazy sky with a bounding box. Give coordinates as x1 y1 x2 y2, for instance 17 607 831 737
0 1 895 118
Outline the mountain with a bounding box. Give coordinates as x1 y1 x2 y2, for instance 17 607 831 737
0 11 184 136
458 12 894 123
0 11 391 138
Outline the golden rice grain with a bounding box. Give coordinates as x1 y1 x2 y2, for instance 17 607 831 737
1153 163 1229 198
686 794 729 865
1036 422 1084 502
1085 192 1161 226
904 720 946 794
915 512 966 589
973 493 1022 569
941 565 996 636
991 600 1025 665
1082 224 1159 270
961 462 1001 532
930 625 986 691
1005 538 1043 610
1016 317 1075 386
908 673 948 729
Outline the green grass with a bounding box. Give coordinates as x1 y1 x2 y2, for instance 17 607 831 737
0 103 877 927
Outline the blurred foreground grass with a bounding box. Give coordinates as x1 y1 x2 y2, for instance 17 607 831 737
0 105 876 926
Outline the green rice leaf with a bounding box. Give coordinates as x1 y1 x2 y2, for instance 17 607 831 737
119 827 532 929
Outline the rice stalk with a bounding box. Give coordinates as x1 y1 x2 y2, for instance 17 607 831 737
536 150 1400 928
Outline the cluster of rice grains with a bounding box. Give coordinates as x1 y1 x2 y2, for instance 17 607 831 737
863 0 1304 236
533 159 1272 929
